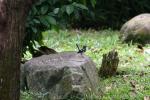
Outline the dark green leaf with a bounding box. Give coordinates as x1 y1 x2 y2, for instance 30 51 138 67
31 27 37 33
73 2 88 10
74 10 80 19
53 8 60 14
90 0 96 7
68 0 72 3
32 6 38 15
40 5 49 15
82 0 87 5
33 19 40 24
60 6 66 13
48 12 55 16
39 16 50 27
66 5 74 15
52 25 60 32
47 0 52 5
45 15 57 25
47 0 59 5
35 34 43 45
35 0 47 5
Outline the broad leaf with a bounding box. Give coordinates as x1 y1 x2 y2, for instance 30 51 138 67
66 5 74 15
39 16 50 27
35 0 47 6
40 5 49 15
45 15 57 25
32 6 38 15
73 2 88 10
90 0 96 7
53 8 60 14
31 27 38 33
33 19 40 24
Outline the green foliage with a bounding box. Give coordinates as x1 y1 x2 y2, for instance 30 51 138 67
23 0 96 55
72 0 150 29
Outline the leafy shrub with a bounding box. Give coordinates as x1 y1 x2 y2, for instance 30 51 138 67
23 0 96 55
72 0 150 29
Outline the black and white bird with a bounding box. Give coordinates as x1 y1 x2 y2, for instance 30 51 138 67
76 44 87 55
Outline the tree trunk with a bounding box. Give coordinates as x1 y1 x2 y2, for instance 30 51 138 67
0 0 35 100
98 50 119 77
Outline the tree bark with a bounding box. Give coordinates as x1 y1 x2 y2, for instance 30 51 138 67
0 0 35 100
98 50 119 77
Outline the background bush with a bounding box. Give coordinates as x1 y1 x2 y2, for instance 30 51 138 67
72 0 150 29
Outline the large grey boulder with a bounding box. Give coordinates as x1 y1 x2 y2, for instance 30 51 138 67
22 52 99 100
120 13 150 44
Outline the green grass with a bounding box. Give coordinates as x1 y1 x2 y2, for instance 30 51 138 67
22 29 150 100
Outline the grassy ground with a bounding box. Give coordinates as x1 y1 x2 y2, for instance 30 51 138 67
22 29 150 100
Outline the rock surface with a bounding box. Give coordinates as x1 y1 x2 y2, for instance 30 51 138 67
120 13 150 44
21 52 99 100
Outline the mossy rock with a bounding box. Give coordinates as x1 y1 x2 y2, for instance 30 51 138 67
120 13 150 44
